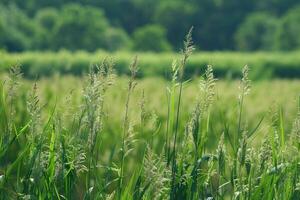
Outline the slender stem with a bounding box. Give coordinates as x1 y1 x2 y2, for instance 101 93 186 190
118 84 131 199
118 63 136 199
165 91 171 163
237 92 244 155
172 81 183 161
170 63 185 199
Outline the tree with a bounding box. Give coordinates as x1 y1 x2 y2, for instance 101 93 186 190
276 6 300 50
105 28 131 51
254 0 300 15
35 8 58 31
0 4 38 51
34 8 59 49
1 0 300 52
191 0 255 50
132 24 171 52
235 12 278 51
154 0 195 49
52 4 110 51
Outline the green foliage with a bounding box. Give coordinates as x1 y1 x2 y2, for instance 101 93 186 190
154 1 195 49
52 4 109 51
0 4 38 51
35 8 59 31
105 28 131 52
34 8 59 50
133 25 171 52
1 0 300 51
276 6 300 50
0 3 131 52
235 12 278 51
2 51 300 79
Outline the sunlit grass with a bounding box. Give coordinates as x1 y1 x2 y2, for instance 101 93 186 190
1 45 300 199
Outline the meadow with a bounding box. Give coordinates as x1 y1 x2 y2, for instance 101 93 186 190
1 50 300 79
1 36 300 199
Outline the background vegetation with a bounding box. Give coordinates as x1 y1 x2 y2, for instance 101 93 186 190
0 0 300 52
1 51 300 79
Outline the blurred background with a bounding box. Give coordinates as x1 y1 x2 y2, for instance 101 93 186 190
0 0 300 52
0 0 300 79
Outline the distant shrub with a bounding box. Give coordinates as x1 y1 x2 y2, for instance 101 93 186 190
0 4 38 51
132 24 172 52
154 1 195 49
235 12 278 51
35 7 58 31
105 28 131 52
52 4 110 51
276 6 300 50
34 8 59 49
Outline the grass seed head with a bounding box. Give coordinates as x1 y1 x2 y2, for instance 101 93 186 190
239 65 251 100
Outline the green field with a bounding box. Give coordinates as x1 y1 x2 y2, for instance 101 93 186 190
1 51 300 199
1 0 300 199
1 51 300 79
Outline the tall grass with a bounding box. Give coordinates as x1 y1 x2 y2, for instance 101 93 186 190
0 32 300 199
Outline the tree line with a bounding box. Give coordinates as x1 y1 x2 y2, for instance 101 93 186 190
0 0 300 52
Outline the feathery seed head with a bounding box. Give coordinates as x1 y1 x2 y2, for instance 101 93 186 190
200 65 217 110
239 65 251 100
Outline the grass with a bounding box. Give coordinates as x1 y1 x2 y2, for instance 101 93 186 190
1 38 300 199
1 50 300 79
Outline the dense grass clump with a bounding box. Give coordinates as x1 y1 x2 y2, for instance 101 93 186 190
1 34 300 200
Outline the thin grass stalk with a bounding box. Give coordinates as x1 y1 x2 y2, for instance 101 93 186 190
118 56 138 199
171 27 194 200
165 89 171 163
231 65 251 194
166 60 179 165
